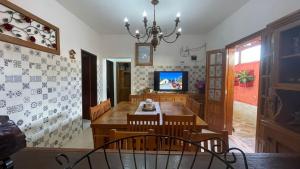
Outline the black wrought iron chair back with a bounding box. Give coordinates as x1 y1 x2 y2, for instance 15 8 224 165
56 135 248 169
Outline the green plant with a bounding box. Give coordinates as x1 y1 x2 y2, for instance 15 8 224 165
237 70 254 83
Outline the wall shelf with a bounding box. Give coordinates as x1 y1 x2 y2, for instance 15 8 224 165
280 53 300 59
274 83 300 91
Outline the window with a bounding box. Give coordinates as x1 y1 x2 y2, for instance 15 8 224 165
240 45 261 63
234 52 240 65
234 45 261 65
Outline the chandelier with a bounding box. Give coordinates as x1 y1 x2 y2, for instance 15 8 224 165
123 0 182 51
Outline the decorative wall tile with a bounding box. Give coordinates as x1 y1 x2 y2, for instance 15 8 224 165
0 41 82 148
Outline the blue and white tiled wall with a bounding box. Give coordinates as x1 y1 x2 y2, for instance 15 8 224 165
0 41 83 147
132 65 206 94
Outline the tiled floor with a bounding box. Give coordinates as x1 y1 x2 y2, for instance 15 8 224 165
62 120 94 149
231 101 257 153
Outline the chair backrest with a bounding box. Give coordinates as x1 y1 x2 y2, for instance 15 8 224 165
183 130 229 153
129 95 144 103
143 94 160 102
101 99 111 112
90 104 104 121
161 114 196 150
109 129 155 150
191 100 201 115
127 114 160 133
162 114 196 137
186 97 193 110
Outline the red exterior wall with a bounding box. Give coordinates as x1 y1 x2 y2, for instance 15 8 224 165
234 61 260 106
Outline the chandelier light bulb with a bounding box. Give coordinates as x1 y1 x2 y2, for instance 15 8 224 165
176 12 181 18
143 10 147 18
159 32 163 37
178 28 182 33
135 30 140 34
124 17 129 23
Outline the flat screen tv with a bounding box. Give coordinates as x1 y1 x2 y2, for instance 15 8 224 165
154 71 188 92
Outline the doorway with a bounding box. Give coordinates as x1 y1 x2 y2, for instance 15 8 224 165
81 50 97 120
103 58 132 106
106 60 115 107
117 62 131 103
226 33 262 153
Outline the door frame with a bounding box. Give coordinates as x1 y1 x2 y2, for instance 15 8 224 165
106 60 115 107
116 62 131 103
224 30 264 136
81 50 97 120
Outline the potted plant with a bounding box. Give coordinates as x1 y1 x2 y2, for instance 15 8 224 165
237 70 254 87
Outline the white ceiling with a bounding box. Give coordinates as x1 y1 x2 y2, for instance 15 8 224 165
57 0 249 35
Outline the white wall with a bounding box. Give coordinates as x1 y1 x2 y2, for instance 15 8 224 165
206 0 300 50
10 0 106 102
100 34 207 95
10 0 102 57
99 34 207 67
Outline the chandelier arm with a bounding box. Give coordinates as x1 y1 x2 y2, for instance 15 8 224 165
157 26 162 33
145 26 151 37
158 35 163 46
144 31 152 43
139 25 150 39
143 27 152 43
126 27 140 39
162 34 180 43
162 22 178 38
139 31 148 39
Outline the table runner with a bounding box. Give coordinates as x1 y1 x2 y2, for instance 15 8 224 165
135 102 163 124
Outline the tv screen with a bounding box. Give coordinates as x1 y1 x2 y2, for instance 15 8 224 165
154 71 188 91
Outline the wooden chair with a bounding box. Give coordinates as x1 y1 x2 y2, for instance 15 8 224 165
161 114 196 150
129 95 144 104
143 94 160 102
90 104 104 121
183 130 229 153
101 99 111 112
127 114 160 133
109 129 155 150
191 100 201 116
186 97 193 110
162 114 196 137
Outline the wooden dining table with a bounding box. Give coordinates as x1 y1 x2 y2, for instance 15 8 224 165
91 102 208 148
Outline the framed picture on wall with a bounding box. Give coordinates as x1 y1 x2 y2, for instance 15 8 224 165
135 43 153 66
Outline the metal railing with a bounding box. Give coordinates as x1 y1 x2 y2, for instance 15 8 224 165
56 135 248 169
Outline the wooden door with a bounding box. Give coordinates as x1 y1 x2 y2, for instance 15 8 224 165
106 60 115 107
81 50 97 120
117 62 131 103
205 49 226 131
